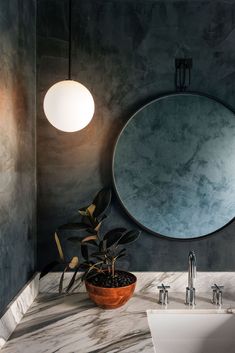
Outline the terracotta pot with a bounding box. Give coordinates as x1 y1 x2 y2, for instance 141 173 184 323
85 271 137 309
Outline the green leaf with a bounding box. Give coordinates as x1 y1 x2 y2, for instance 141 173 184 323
118 230 141 245
81 244 89 261
58 223 89 231
93 188 112 218
39 261 60 279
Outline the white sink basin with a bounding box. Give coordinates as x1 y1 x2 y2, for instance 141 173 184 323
147 309 235 353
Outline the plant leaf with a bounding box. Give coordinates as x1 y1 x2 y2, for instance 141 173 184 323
106 232 123 248
79 261 93 270
99 214 108 222
67 236 82 243
118 230 141 245
81 235 97 243
86 227 98 235
81 244 89 261
94 222 102 232
117 248 126 256
79 240 98 249
92 255 104 261
82 261 104 281
58 223 89 231
66 268 79 293
99 240 107 252
85 240 99 248
90 251 106 257
39 261 60 279
81 215 96 229
103 228 127 241
78 210 87 216
84 271 103 282
54 232 64 261
87 203 96 216
59 266 67 294
93 188 112 218
115 253 126 260
68 256 79 269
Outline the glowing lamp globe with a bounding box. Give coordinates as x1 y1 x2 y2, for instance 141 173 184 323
43 80 95 132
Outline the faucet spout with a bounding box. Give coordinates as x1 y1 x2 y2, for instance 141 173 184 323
185 250 197 306
188 250 196 289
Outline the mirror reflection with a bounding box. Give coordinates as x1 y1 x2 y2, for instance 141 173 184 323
113 93 235 239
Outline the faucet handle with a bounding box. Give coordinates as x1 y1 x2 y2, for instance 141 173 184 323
157 283 171 290
211 284 224 306
158 283 170 305
211 284 224 290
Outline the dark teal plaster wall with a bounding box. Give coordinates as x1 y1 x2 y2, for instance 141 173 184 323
37 0 235 271
0 0 36 314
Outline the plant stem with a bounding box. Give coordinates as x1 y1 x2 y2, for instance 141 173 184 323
96 228 101 241
111 259 115 278
108 264 111 274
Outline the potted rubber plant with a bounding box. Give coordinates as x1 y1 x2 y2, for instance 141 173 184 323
40 188 141 309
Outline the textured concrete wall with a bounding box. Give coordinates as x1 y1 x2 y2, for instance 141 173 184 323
0 0 36 314
37 0 235 271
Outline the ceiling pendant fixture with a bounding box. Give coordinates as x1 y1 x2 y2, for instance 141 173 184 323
43 0 95 132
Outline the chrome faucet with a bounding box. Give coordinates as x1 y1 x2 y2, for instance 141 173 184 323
158 283 170 305
211 284 224 306
185 250 196 306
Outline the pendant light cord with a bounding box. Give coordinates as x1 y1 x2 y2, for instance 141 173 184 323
68 0 72 80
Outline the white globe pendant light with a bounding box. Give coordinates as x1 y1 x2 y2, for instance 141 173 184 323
43 0 94 132
43 80 94 132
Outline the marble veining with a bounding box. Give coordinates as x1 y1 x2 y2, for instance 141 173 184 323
0 274 39 349
39 272 235 297
2 272 235 352
1 293 154 353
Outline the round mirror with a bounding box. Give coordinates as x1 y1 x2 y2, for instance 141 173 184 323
113 93 235 239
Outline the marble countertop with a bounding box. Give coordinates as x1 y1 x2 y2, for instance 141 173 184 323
2 293 235 353
2 272 235 353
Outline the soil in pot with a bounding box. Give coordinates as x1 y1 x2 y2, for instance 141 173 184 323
87 270 135 288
